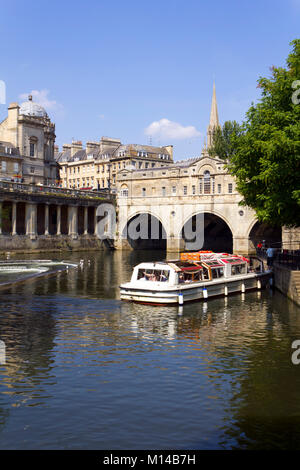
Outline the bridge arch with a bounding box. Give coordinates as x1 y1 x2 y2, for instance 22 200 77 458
247 219 282 250
180 210 233 253
122 211 167 250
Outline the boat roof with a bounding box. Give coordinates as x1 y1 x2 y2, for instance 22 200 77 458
134 253 249 272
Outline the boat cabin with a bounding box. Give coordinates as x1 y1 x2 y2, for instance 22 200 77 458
130 254 255 287
219 257 248 277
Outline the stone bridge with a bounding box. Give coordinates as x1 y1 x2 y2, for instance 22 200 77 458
116 193 281 254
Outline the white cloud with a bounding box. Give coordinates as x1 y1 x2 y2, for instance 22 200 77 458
145 118 201 140
19 89 61 111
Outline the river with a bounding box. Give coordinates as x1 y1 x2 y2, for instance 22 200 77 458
0 250 300 450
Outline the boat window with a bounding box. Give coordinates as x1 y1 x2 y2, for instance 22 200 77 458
211 267 224 279
231 264 246 275
178 270 202 283
137 269 170 282
202 267 210 280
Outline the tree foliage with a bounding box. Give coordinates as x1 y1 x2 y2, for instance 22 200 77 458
210 39 300 227
208 120 242 161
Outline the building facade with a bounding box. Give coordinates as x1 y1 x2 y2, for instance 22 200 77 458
56 137 173 191
0 95 58 185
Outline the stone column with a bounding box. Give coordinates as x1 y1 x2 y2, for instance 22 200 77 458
167 237 184 252
45 204 49 235
233 237 253 255
25 203 37 239
57 205 61 235
94 207 97 235
0 201 2 235
12 202 17 236
84 206 88 235
68 206 78 239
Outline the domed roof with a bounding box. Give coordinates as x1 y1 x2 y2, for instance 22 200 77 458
19 95 48 118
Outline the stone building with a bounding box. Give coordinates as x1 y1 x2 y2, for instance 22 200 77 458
0 95 58 185
56 137 173 190
115 84 282 253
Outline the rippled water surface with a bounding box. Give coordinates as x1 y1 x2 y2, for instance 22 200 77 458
0 250 300 449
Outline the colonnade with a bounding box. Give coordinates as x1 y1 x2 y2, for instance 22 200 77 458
0 200 98 239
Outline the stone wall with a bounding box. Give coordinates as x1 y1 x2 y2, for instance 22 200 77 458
273 264 300 307
0 234 106 253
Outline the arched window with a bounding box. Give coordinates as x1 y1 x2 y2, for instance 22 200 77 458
204 170 211 194
120 185 129 197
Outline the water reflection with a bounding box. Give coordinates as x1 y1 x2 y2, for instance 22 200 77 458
0 250 299 449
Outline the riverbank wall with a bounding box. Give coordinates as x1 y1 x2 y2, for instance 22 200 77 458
0 234 107 255
273 264 300 307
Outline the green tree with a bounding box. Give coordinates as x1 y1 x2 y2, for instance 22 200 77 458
212 39 300 227
208 120 242 161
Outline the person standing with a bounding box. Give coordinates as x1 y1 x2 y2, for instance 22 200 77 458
257 241 262 256
266 246 275 268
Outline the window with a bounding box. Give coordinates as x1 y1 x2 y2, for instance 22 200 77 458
162 187 166 196
199 177 203 194
172 186 176 195
137 269 170 282
183 186 187 195
30 166 35 174
139 162 143 169
228 183 233 193
218 184 221 194
14 163 19 173
120 187 129 197
142 188 146 197
211 268 224 279
231 264 246 275
1 161 7 172
204 170 210 194
152 163 155 168
145 163 149 169
192 185 196 195
30 143 35 157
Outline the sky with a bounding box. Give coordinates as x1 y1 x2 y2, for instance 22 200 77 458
0 0 299 160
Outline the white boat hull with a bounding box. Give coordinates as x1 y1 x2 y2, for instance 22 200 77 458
120 272 271 305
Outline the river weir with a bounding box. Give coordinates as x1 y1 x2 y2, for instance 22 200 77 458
0 259 78 289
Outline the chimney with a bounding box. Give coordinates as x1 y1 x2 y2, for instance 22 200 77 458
86 141 100 155
62 144 71 153
99 136 121 154
71 140 82 157
163 145 173 161
3 103 20 148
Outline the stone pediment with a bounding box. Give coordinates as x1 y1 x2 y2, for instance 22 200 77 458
196 156 224 174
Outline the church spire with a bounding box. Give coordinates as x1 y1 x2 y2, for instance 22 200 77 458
207 81 220 148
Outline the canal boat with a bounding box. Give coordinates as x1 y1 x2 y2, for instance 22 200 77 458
120 251 271 305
